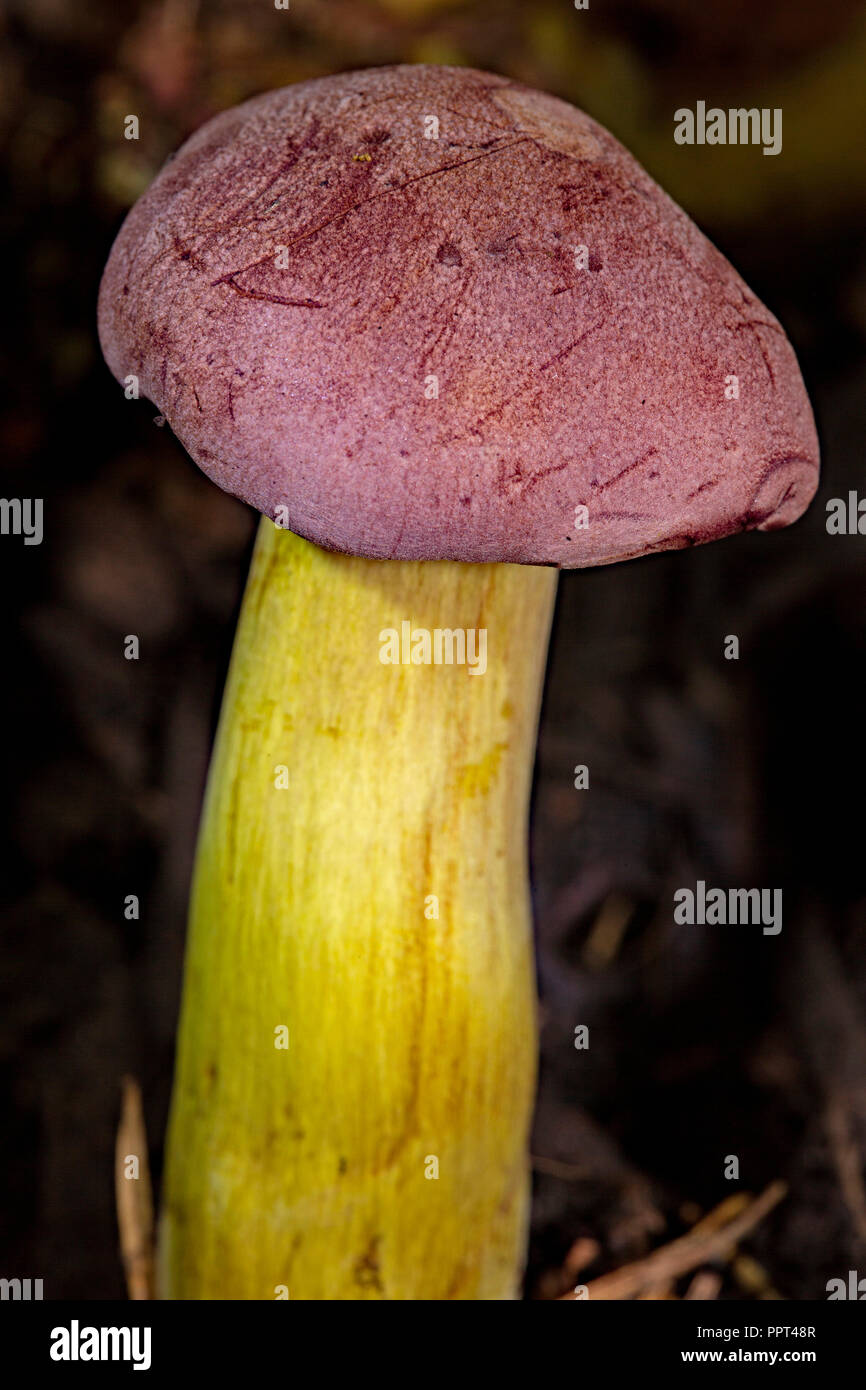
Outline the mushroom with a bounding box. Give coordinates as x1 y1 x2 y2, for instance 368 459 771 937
98 65 819 1300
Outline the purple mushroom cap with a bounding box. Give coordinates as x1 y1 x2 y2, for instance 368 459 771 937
98 64 819 567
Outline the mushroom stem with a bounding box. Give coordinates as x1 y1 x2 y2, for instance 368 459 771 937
158 518 557 1300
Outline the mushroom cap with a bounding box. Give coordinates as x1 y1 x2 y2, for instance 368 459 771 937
98 65 819 567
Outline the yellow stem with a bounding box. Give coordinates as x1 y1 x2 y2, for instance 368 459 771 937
158 518 558 1299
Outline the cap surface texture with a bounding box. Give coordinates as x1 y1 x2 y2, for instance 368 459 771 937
98 65 819 567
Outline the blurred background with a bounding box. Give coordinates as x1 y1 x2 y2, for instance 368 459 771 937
2 0 866 1299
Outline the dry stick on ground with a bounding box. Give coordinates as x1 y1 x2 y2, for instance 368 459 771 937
559 1181 786 1300
563 1236 602 1279
115 1076 154 1301
685 1270 723 1300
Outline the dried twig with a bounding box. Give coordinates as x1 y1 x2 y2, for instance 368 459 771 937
685 1270 722 1300
560 1180 786 1300
563 1236 601 1278
115 1076 155 1300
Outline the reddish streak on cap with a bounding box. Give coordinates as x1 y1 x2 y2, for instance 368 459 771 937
98 65 819 568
